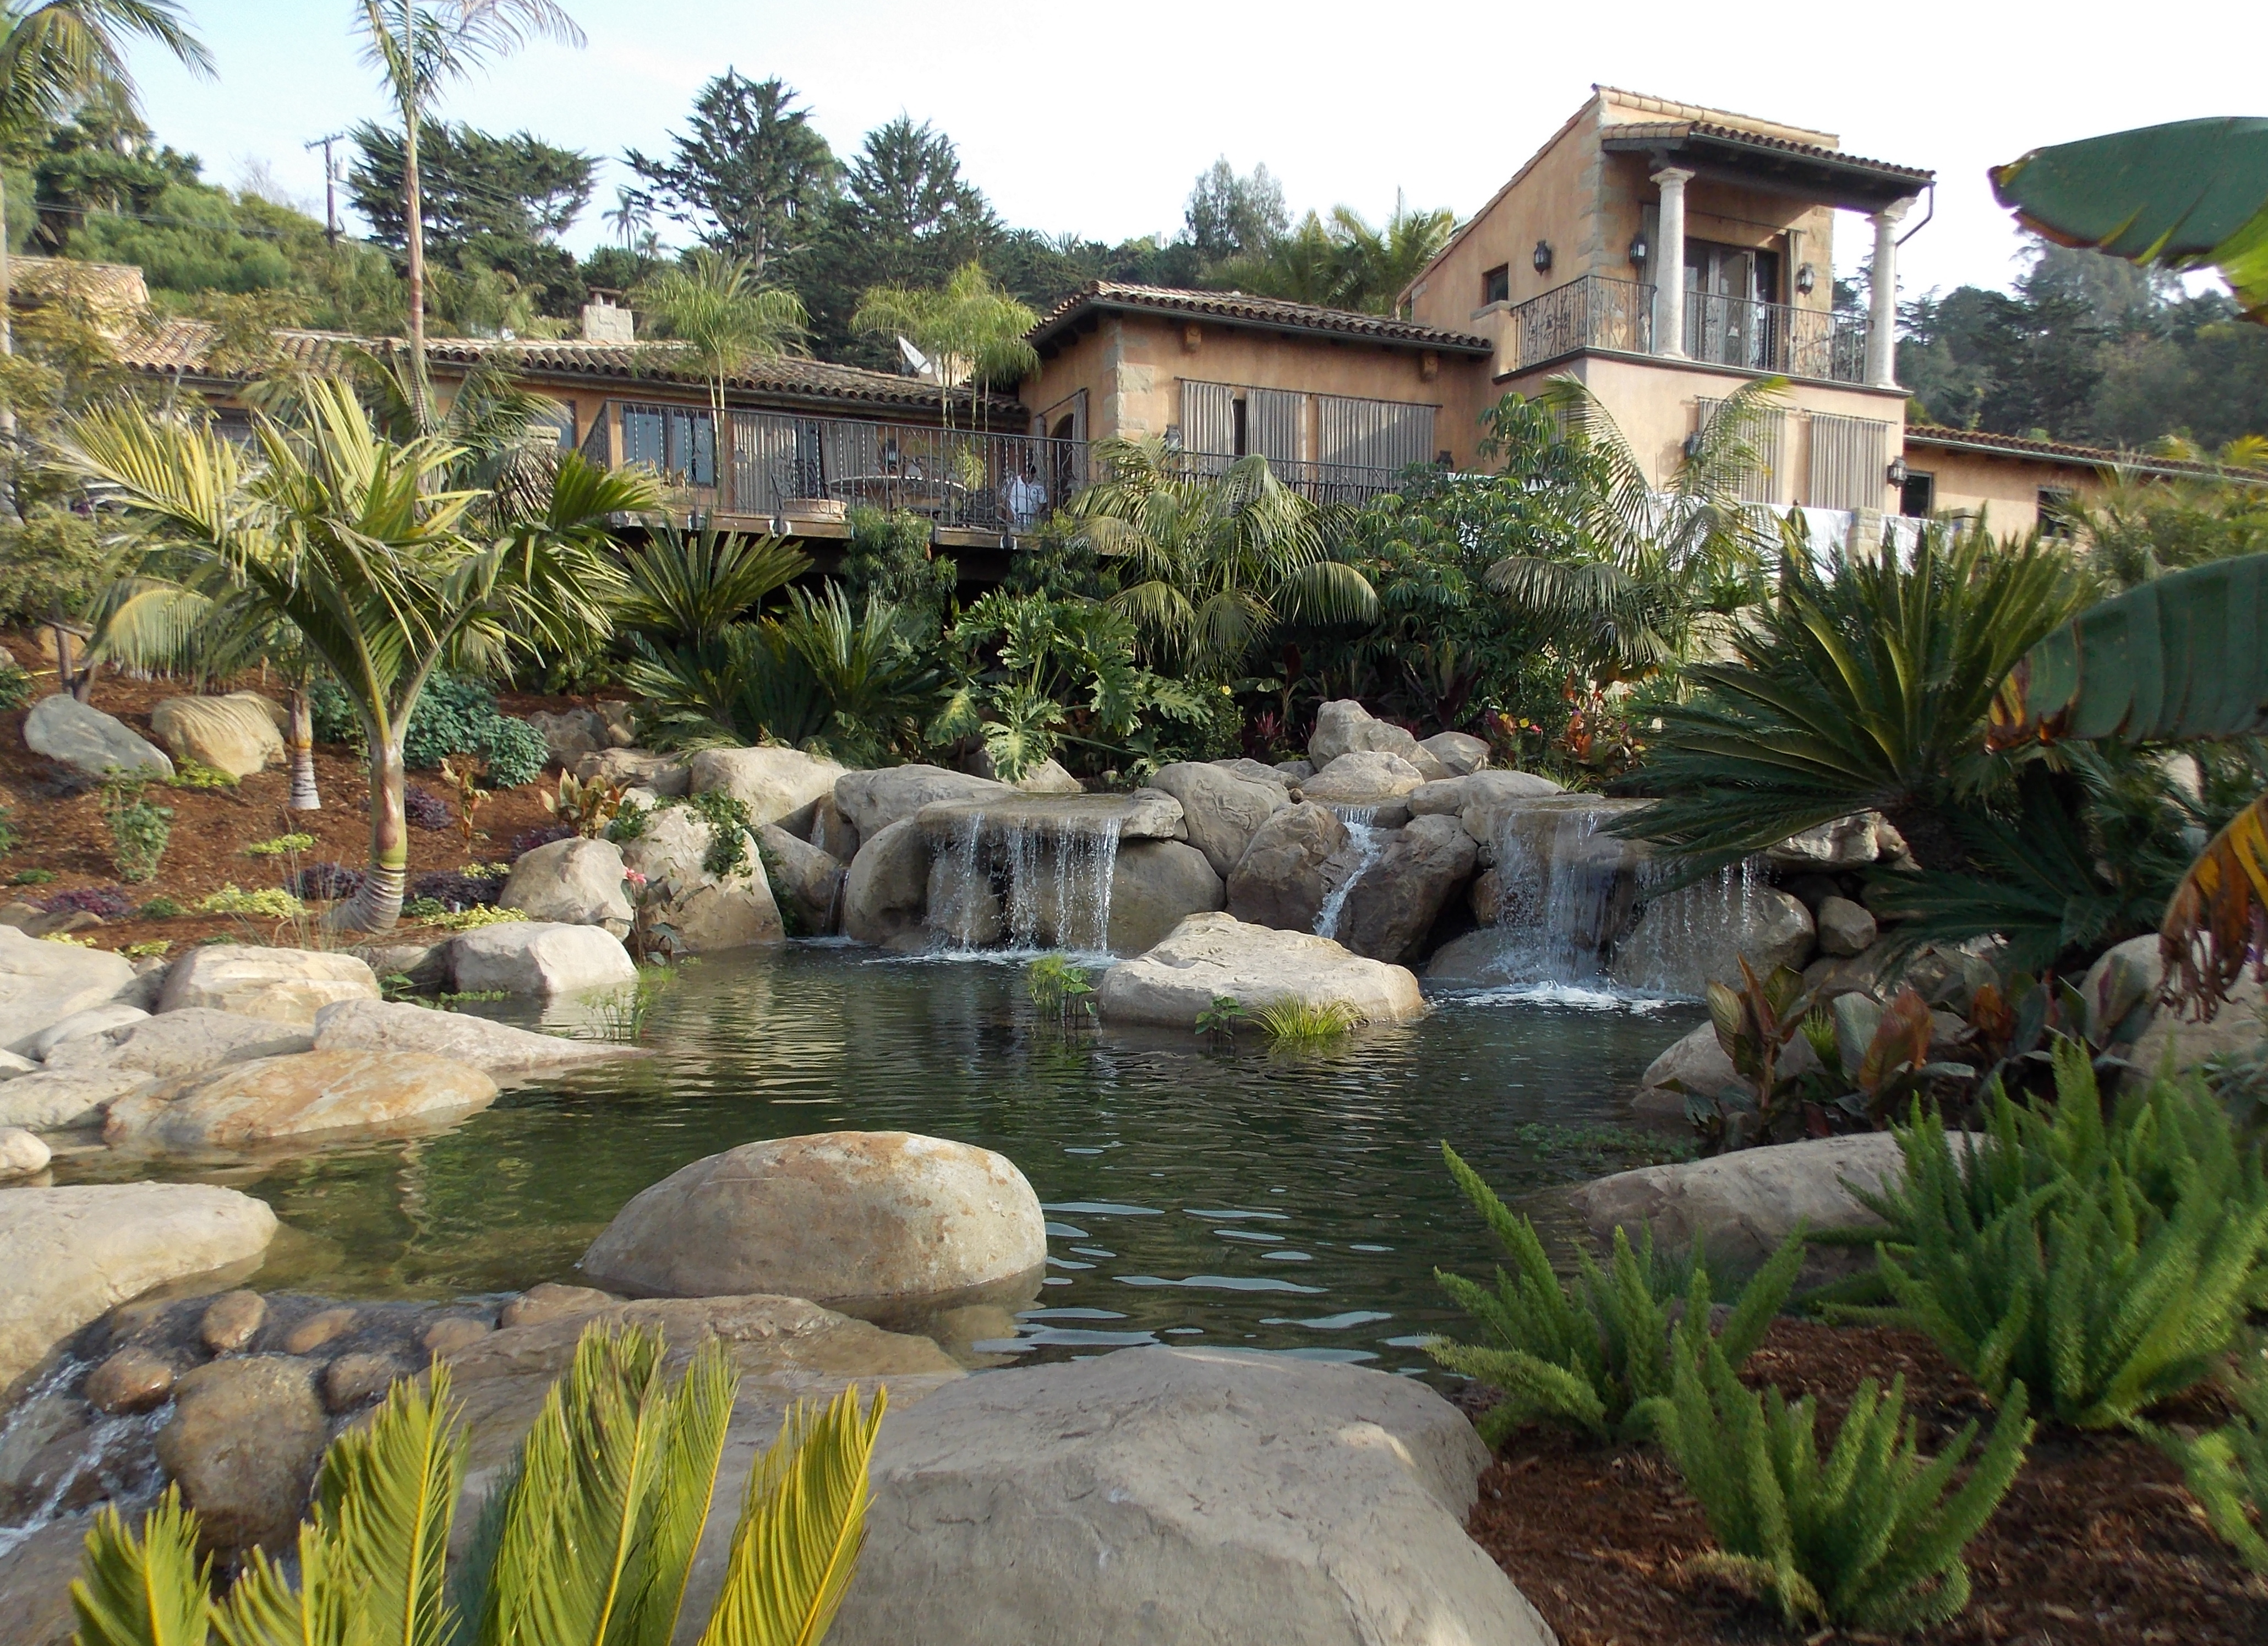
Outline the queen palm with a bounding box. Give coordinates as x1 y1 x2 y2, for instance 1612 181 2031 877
633 249 807 498
852 261 1036 437
1075 435 1378 679
58 378 652 930
0 2 209 464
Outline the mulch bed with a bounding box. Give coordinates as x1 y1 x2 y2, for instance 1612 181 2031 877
1465 1320 2268 1645
0 633 599 954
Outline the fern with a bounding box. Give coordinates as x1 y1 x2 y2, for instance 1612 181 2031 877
1424 1142 1804 1445
2151 1333 2268 1571
1652 1338 2032 1631
1852 1041 2268 1427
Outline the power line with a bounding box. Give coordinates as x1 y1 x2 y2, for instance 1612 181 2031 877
304 131 347 246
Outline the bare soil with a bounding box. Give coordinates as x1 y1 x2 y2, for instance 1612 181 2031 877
1466 1320 2268 1645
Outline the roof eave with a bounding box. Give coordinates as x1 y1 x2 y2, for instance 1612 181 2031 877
1030 292 1492 359
1600 130 1931 211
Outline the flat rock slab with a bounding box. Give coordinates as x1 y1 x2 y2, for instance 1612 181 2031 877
1407 769 1564 817
41 1007 314 1081
157 945 379 1025
1096 912 1426 1028
0 1183 277 1392
1300 749 1427 803
104 1048 499 1153
580 1131 1046 1309
0 925 136 1058
827 1345 1550 1646
22 693 171 778
0 1067 153 1131
312 998 642 1078
834 765 1013 840
915 787 1185 845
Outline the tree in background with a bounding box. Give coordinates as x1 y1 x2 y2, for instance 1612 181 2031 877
1211 200 1454 316
1184 157 1288 264
804 116 998 366
349 119 593 325
352 0 583 417
625 70 835 282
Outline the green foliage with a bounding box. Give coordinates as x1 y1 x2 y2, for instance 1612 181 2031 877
11 867 57 885
73 1323 889 1646
313 672 554 783
1425 1143 1805 1445
136 897 183 919
840 506 953 624
2154 1333 2268 1571
1194 994 1247 1041
162 759 237 792
1653 1337 2032 1631
685 789 756 879
1207 199 1455 317
1854 1043 2268 1427
606 797 655 844
101 783 172 884
1254 997 1362 1049
244 833 319 857
0 654 34 711
589 967 674 1043
1618 522 2084 879
1024 953 1095 1020
197 885 307 919
0 505 120 624
415 904 529 933
0 805 15 858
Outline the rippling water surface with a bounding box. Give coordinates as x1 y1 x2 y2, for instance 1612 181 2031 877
53 945 1699 1373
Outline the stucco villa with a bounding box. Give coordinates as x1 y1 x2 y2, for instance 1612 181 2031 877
35 84 2255 560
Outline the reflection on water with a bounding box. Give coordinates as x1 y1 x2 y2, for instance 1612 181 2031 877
51 946 1698 1373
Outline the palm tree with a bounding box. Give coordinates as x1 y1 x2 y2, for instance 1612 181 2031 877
1075 435 1378 679
633 249 807 501
1482 375 1786 680
0 2 210 467
852 261 1036 435
58 379 652 930
70 1324 887 1646
352 0 585 422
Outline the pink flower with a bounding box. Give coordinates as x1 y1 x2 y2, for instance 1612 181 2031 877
622 869 648 888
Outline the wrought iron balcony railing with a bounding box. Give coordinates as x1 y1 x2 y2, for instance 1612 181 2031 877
1508 274 1870 385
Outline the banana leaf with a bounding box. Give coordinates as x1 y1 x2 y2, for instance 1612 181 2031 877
1991 553 2268 745
1991 118 2268 320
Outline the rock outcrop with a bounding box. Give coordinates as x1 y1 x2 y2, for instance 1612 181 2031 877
1105 840 1226 955
103 1048 499 1151
689 746 849 833
1225 802 1349 931
155 1355 328 1558
0 925 136 1058
580 1131 1047 1310
447 920 636 999
756 824 845 935
1307 699 1449 780
619 804 784 952
841 819 931 948
147 693 283 778
1096 912 1427 1028
23 694 172 778
1300 749 1428 803
42 1009 313 1080
1335 813 1479 964
500 836 633 930
157 945 380 1025
311 998 641 1077
834 765 1012 840
0 1068 152 1131
1147 761 1289 879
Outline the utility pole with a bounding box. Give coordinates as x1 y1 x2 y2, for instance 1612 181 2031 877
304 132 346 245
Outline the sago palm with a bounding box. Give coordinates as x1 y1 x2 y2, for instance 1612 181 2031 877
69 1323 888 1646
57 379 649 930
1075 435 1377 679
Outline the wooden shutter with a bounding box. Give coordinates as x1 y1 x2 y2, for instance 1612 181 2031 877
1695 397 1788 505
1806 413 1892 511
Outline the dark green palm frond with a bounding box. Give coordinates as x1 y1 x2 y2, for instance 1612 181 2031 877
619 523 810 648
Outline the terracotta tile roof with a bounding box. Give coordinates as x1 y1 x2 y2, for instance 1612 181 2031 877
115 324 1018 416
1028 281 1494 356
1904 423 2265 482
10 255 149 314
1600 117 1933 185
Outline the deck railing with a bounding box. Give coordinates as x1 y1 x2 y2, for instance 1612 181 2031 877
1509 274 1870 385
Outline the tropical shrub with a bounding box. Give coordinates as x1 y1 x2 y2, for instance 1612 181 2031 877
1195 994 1248 1042
244 833 318 858
2155 1333 2268 1571
0 654 34 712
101 783 173 884
1025 954 1095 1020
198 885 308 919
69 1325 887 1646
1851 1043 2268 1427
1425 1143 1804 1444
1651 1336 2032 1631
543 771 628 838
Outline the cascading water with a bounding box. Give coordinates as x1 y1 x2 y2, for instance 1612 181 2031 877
1313 806 1382 942
0 1355 169 1559
928 811 1123 954
1606 853 1769 995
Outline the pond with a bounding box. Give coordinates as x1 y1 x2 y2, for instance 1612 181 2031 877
51 945 1702 1375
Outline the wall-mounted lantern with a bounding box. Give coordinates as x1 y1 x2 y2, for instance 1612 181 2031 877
1627 231 1649 266
1532 240 1554 275
1886 456 1909 487
1796 262 1817 297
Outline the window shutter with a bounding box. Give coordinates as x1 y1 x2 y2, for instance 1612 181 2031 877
1807 413 1892 512
1247 388 1306 468
1181 380 1234 456
1317 395 1437 472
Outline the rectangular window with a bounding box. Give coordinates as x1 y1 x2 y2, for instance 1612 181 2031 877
1232 395 1249 458
1696 397 1786 505
1806 412 1894 513
1900 470 1936 518
617 402 714 486
2037 487 2076 537
1482 264 1510 306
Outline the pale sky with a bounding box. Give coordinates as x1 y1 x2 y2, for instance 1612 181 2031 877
122 0 2251 303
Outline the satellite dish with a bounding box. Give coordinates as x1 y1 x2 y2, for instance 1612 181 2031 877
897 336 934 379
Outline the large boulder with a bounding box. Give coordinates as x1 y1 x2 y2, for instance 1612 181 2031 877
841 819 932 948
689 746 850 833
448 922 637 998
526 707 606 760
157 945 379 1025
1148 761 1289 879
966 748 1083 794
2082 933 2268 1076
1226 802 1350 931
807 793 862 864
155 1355 329 1559
1300 750 1427 804
1632 1019 1818 1121
1107 840 1226 955
0 1125 48 1176
0 1184 276 1392
0 924 135 1056
42 1007 313 1081
1097 912 1426 1029
1335 814 1479 965
1568 1132 1912 1274
757 824 845 936
914 788 1187 848
0 1068 152 1131
572 747 690 797
1416 729 1491 776
1407 769 1564 817
147 692 283 778
1815 895 1878 958
619 804 784 952
103 1048 499 1151
22 693 171 778
827 1347 1547 1646
1307 699 1447 780
1767 811 1903 870
834 765 1012 840
580 1131 1047 1310
1609 885 1815 995
26 1001 147 1060
312 998 641 1077
501 836 632 930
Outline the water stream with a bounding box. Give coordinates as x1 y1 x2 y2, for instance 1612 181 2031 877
1313 806 1382 942
931 812 1124 953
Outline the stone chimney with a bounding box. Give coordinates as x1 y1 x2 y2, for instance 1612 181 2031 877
581 292 633 344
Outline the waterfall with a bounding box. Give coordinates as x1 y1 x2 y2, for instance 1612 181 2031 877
0 1354 168 1559
1314 806 1382 942
928 811 1123 953
1607 853 1768 995
932 809 995 949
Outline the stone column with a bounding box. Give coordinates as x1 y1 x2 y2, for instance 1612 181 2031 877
1866 197 1915 389
1651 167 1693 359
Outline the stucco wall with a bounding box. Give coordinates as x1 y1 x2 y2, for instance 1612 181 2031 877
1905 445 2101 536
